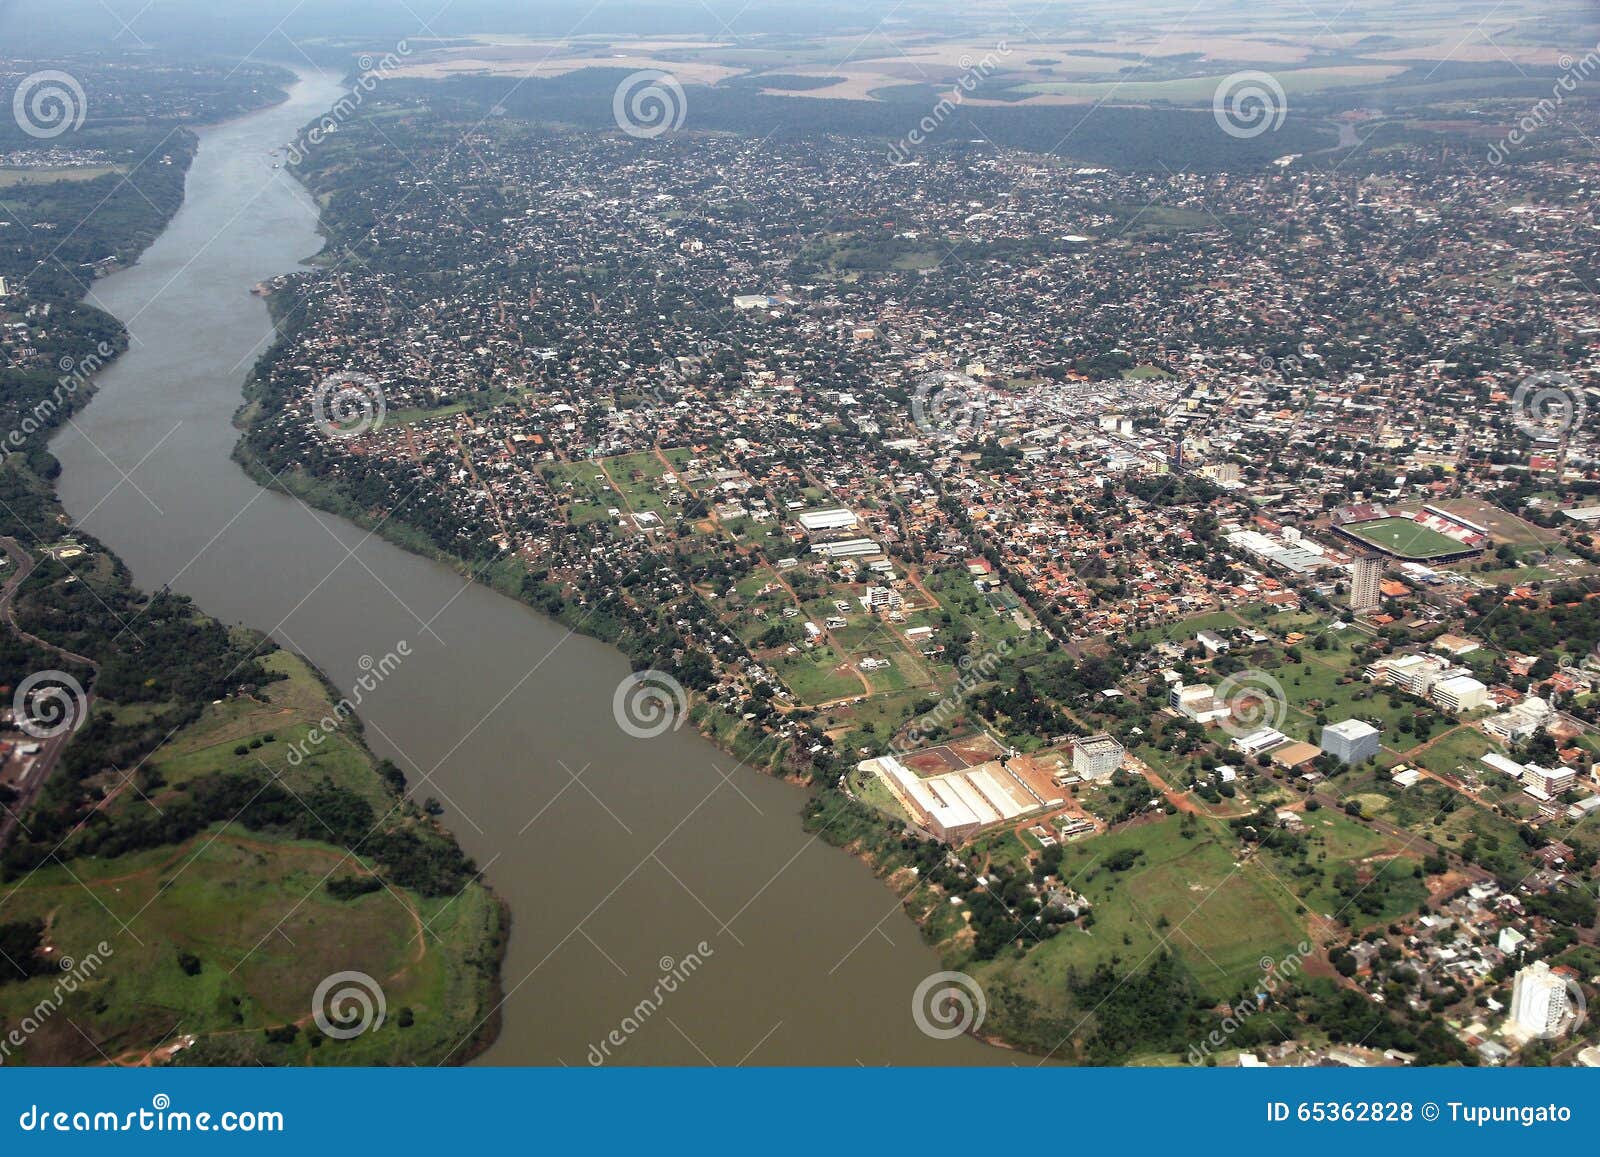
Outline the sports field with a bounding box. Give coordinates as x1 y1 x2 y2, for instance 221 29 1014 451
1340 516 1468 560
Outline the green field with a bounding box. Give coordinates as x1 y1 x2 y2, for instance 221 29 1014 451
541 462 620 526
1340 517 1469 560
0 651 503 1066
971 819 1305 1026
0 165 120 188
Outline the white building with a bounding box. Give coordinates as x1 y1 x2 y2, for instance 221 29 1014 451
1321 719 1381 765
1432 674 1489 714
1169 683 1216 720
1365 653 1464 697
810 537 879 558
1350 554 1383 613
1482 752 1526 779
796 508 859 534
1523 764 1576 796
1509 961 1572 1039
1233 727 1288 757
1484 696 1552 744
1072 734 1125 781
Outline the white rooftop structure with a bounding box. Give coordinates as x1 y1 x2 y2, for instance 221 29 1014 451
796 507 859 533
1233 727 1288 756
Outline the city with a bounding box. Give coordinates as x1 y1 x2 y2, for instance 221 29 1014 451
0 0 1596 1116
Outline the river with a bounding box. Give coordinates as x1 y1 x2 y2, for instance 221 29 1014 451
51 69 1014 1064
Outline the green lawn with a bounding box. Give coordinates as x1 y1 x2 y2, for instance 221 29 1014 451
771 647 865 704
1411 726 1497 777
143 651 388 808
0 165 120 187
1261 810 1426 928
540 462 619 526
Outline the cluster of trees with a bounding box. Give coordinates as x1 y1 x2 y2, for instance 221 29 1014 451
1298 987 1471 1065
1073 952 1206 1063
2 569 278 875
18 770 479 899
0 920 46 983
1468 584 1600 663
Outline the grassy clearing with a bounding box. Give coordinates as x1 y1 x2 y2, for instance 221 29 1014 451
1411 726 1497 777
541 462 620 526
0 652 502 1066
1009 65 1406 103
140 651 388 809
971 818 1303 1012
0 165 120 188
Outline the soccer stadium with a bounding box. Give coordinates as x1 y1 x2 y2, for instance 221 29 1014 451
1332 504 1489 562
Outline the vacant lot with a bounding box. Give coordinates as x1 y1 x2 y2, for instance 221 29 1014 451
973 818 1305 1018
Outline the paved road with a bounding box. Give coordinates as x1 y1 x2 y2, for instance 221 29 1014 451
0 537 98 667
0 535 99 848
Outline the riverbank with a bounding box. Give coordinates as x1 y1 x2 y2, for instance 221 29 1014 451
1 67 508 1067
